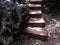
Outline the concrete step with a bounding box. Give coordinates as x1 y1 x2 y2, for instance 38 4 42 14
25 27 48 36
27 4 41 10
27 18 45 27
27 4 41 7
29 10 42 14
23 27 48 41
27 4 42 10
28 18 45 23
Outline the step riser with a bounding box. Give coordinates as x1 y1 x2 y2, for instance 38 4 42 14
29 14 42 18
30 34 48 41
29 7 42 10
27 23 45 27
29 1 42 4
29 0 42 1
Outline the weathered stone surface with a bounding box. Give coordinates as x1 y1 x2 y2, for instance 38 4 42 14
27 4 41 7
29 10 42 14
25 27 48 37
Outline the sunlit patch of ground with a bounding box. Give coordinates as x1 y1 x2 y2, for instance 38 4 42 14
45 10 60 45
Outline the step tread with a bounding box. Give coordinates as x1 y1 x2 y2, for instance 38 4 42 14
27 4 41 7
28 18 45 23
25 27 48 36
29 10 42 14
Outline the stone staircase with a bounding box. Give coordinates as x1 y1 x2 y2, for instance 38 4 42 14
23 0 48 41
